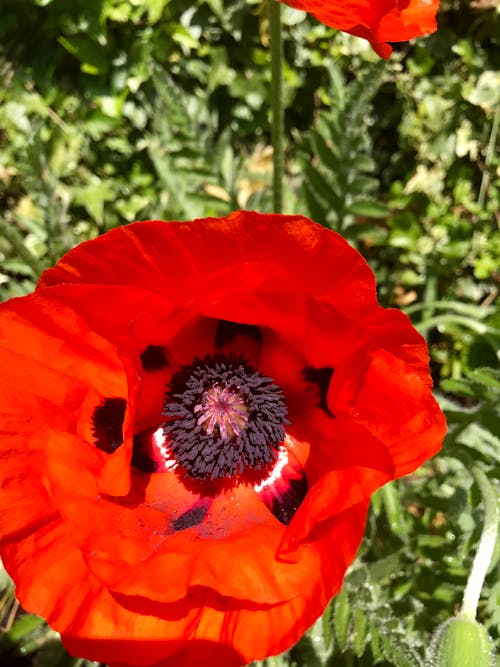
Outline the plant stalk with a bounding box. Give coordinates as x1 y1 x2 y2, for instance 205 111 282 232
460 466 499 620
268 0 284 213
478 103 500 210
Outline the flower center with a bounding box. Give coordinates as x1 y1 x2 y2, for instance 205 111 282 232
194 384 249 440
163 354 288 480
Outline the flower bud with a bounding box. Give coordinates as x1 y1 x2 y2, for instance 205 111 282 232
432 616 493 667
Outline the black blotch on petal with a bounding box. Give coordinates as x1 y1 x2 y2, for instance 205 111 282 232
303 366 335 417
215 320 263 349
271 473 308 526
172 499 210 532
131 434 158 473
140 345 169 371
131 427 173 474
92 397 127 453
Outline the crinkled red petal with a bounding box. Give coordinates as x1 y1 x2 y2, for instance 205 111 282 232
0 211 445 667
277 0 439 58
39 214 377 319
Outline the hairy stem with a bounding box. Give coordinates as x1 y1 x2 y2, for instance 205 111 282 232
478 103 500 209
460 466 499 620
269 0 284 213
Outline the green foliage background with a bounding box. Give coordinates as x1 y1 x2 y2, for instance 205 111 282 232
0 1 499 666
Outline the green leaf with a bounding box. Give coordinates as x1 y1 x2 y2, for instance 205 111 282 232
355 155 377 172
302 182 328 225
381 482 408 538
352 607 368 657
382 633 421 667
333 588 351 653
370 622 384 664
302 162 343 210
350 175 379 194
310 129 342 175
346 199 391 218
321 600 334 651
1 614 46 642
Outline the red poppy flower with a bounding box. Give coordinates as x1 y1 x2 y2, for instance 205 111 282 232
278 0 439 58
0 211 445 667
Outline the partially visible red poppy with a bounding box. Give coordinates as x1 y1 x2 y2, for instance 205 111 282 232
278 0 439 58
0 211 445 667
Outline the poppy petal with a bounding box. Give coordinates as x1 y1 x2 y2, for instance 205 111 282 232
2 520 202 666
38 214 378 321
277 0 439 58
333 348 446 476
0 290 131 497
2 498 366 667
0 212 444 667
0 415 58 546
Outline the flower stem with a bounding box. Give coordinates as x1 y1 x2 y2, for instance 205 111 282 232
478 103 500 209
460 466 499 620
268 0 284 213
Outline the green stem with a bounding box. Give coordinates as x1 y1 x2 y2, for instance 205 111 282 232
478 103 500 210
460 466 499 620
268 0 284 213
422 272 438 324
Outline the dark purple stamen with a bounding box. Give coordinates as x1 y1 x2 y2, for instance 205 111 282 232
91 397 127 453
163 354 288 481
303 366 335 417
140 345 169 371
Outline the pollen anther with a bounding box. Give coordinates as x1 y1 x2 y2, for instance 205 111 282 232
163 354 288 480
194 384 249 440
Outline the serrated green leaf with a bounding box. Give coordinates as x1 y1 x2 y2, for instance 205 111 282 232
404 300 495 319
1 259 37 276
326 62 346 109
310 130 343 180
346 199 391 218
367 550 408 582
302 163 343 214
470 368 500 390
382 633 421 667
440 379 477 397
318 114 343 151
355 155 377 172
350 175 380 194
381 482 408 537
289 633 323 667
2 613 45 642
302 182 328 224
371 488 383 517
418 314 498 337
333 588 351 653
322 600 335 650
370 622 384 664
352 607 368 657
